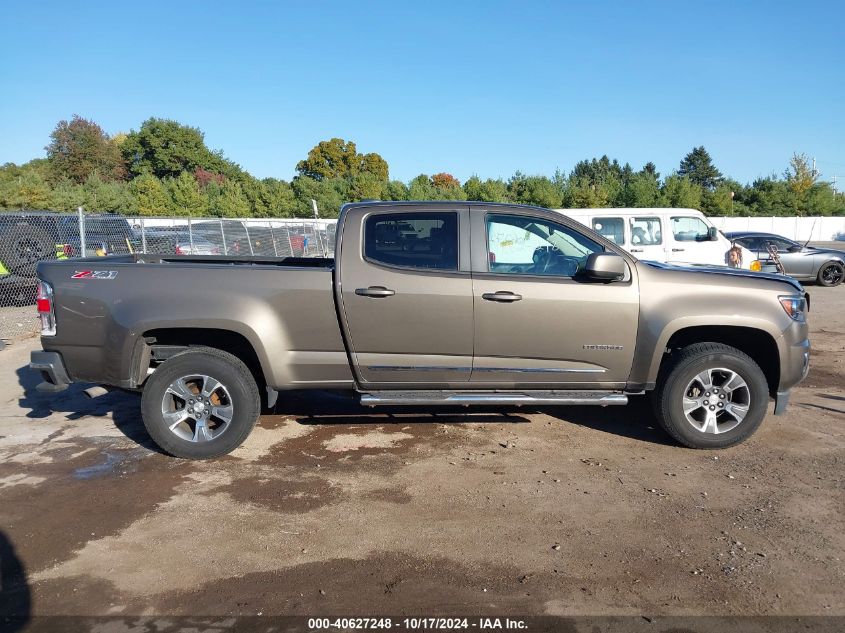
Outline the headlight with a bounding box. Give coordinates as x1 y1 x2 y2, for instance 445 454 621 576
779 295 807 322
750 260 762 272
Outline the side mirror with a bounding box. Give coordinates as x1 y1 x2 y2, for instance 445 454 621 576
708 227 719 241
787 244 803 253
584 253 625 281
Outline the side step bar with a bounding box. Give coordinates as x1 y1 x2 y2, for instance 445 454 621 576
359 391 628 407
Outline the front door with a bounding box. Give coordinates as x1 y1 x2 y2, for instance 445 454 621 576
667 215 722 266
337 206 474 386
470 210 639 387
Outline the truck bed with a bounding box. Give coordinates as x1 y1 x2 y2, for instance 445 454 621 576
129 254 335 268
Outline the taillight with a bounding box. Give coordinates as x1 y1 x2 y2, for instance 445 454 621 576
36 280 56 336
175 244 186 255
63 244 74 257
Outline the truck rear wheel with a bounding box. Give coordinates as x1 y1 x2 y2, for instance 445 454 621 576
653 343 769 449
140 347 260 459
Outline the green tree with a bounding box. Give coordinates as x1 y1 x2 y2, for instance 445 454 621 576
660 174 703 209
463 176 508 202
291 176 346 218
565 176 612 208
49 179 86 212
45 115 126 184
81 173 135 213
508 173 562 208
122 118 239 180
209 180 251 217
678 146 723 190
385 180 409 201
408 174 436 200
262 178 296 217
0 168 53 209
168 172 208 216
130 173 171 216
350 171 387 201
620 170 661 207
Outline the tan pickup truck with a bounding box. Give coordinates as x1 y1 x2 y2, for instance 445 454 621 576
30 202 810 458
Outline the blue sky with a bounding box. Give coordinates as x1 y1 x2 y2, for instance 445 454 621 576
1 1 843 185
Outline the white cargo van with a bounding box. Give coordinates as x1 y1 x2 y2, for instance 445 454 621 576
556 208 759 271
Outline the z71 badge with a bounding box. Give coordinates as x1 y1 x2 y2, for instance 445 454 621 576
71 270 118 280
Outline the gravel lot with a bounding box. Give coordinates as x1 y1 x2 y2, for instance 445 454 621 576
0 285 842 619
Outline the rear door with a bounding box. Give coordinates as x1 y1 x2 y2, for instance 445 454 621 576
627 215 665 262
337 205 473 386
470 208 639 387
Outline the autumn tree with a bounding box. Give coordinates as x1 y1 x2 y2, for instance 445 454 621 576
784 153 817 214
296 138 388 182
45 115 126 184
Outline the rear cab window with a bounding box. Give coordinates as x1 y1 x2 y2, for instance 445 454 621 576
364 212 459 270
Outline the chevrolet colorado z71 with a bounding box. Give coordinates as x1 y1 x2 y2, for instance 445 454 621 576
30 202 810 459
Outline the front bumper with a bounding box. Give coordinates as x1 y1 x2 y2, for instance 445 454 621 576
30 350 71 393
773 333 810 416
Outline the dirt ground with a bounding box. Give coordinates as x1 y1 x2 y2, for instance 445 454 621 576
0 286 843 620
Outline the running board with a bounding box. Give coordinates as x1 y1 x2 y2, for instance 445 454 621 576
359 391 628 407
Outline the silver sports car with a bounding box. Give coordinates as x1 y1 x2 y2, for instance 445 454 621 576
726 231 845 287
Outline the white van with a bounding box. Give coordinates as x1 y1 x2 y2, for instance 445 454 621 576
555 207 759 271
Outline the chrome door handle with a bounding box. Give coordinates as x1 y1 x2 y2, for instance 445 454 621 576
630 248 644 253
671 248 685 252
482 291 522 302
355 286 395 298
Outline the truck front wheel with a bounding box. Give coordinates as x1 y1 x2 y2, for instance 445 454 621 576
653 343 769 449
140 347 261 459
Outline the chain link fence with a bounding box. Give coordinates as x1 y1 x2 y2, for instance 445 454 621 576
0 210 337 340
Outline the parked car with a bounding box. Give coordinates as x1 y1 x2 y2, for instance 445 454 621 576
558 208 760 270
138 228 221 255
726 232 845 287
1 212 134 304
31 202 809 459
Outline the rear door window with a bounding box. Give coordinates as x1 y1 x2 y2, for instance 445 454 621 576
592 217 624 244
630 217 662 245
364 212 459 270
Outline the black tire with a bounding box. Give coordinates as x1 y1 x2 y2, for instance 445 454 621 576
816 261 844 287
140 347 261 459
653 342 769 449
1 224 55 278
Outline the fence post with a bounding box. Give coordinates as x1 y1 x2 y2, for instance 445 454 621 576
188 217 194 254
141 218 147 253
77 207 86 256
270 222 279 257
243 221 255 256
220 219 228 255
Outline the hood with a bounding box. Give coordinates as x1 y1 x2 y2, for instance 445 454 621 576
644 261 804 292
807 246 845 258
